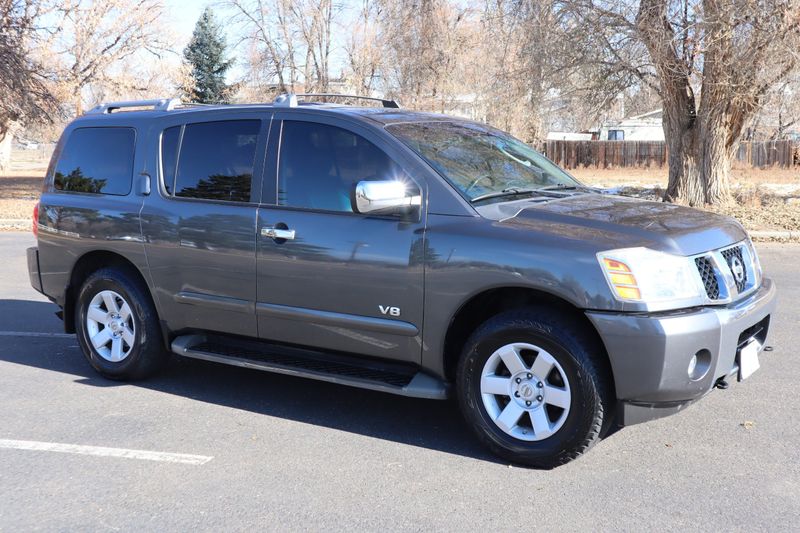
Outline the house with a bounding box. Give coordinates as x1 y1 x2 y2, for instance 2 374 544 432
597 109 664 141
545 131 594 141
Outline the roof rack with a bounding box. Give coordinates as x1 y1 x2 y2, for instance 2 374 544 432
85 98 183 115
274 93 400 109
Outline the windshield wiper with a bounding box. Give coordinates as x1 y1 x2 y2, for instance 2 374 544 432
469 188 542 204
534 184 582 192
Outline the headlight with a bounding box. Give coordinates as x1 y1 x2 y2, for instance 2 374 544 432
746 237 762 284
597 247 704 310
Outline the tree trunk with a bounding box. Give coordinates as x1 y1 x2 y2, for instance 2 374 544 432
0 124 14 173
662 103 735 206
637 0 737 207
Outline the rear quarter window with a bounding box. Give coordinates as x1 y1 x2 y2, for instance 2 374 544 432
54 127 136 195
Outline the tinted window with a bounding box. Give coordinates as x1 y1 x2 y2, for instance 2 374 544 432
54 127 135 195
161 126 181 195
279 121 408 212
174 120 260 202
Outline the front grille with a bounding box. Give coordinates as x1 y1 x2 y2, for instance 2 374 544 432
721 246 748 292
695 256 720 299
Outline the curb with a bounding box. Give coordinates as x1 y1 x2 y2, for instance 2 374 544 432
749 230 799 240
0 219 29 228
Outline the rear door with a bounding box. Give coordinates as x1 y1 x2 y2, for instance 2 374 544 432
255 113 427 364
140 112 270 338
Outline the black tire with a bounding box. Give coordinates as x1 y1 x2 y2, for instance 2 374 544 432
456 307 613 468
75 267 167 380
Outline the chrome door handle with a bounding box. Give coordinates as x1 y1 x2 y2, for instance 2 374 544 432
261 226 296 240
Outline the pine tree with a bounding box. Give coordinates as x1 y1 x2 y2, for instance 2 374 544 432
182 7 233 104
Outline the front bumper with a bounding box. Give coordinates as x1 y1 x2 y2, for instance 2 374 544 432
587 278 776 425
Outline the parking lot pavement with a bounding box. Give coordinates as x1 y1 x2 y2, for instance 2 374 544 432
1 232 798 532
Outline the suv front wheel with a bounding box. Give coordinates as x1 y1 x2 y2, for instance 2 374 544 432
75 267 167 380
457 307 612 468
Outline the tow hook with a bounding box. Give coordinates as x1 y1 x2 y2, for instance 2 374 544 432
715 378 730 390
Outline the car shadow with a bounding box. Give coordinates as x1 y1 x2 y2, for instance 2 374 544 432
0 298 501 464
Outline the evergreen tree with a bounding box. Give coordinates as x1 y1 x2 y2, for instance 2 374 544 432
182 7 232 104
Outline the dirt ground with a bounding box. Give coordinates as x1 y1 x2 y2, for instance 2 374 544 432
0 170 42 224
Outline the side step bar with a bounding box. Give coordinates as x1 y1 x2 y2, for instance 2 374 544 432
171 334 449 400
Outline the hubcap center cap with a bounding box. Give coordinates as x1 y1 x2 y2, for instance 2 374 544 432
519 383 535 399
511 373 543 408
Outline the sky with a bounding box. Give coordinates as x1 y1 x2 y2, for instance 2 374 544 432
164 0 212 47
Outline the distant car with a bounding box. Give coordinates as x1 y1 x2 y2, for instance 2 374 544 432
27 95 776 468
14 140 39 150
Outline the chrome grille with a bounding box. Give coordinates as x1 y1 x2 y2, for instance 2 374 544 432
694 256 720 299
721 245 748 293
692 241 759 303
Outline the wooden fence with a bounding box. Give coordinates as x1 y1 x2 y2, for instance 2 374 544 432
540 140 798 169
736 141 797 168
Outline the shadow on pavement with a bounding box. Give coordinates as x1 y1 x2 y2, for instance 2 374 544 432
0 298 65 332
0 298 499 464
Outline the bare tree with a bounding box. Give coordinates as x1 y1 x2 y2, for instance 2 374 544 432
41 0 173 115
376 0 473 110
226 0 336 94
0 0 56 170
564 0 799 205
343 0 383 96
478 0 580 141
748 74 800 140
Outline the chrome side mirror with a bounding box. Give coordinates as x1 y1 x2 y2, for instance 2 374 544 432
354 180 421 215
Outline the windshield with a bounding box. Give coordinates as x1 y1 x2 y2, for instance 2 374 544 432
386 121 582 203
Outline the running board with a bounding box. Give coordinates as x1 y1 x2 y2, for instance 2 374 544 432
171 334 449 400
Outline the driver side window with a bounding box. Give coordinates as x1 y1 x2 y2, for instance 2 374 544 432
278 121 408 212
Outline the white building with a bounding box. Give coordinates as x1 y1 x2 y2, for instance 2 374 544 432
597 109 664 141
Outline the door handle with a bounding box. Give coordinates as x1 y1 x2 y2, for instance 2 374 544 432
139 172 151 195
261 226 296 240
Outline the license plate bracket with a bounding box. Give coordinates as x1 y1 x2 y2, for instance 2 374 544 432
737 340 760 381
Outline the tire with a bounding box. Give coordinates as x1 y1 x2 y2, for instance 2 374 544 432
75 267 167 380
456 307 612 468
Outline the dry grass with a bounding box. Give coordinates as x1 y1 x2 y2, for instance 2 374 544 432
572 166 800 235
571 166 800 189
709 188 800 233
0 169 44 228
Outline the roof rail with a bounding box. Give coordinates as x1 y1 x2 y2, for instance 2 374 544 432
85 98 182 115
273 93 400 109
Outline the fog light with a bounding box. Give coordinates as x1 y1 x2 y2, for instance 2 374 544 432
688 349 711 381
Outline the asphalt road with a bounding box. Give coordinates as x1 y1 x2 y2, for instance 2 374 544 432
1 232 798 531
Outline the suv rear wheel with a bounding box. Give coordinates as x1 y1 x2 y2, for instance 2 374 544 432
457 307 612 468
75 267 167 380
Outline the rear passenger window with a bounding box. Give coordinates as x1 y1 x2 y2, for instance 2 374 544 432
171 120 260 203
278 121 408 212
54 127 135 195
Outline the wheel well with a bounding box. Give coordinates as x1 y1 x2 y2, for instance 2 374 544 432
62 251 152 334
442 287 613 386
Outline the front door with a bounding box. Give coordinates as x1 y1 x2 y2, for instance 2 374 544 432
255 115 426 364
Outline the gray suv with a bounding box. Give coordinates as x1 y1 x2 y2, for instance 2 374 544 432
27 95 776 467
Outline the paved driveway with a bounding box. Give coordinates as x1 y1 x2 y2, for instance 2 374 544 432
1 233 798 531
